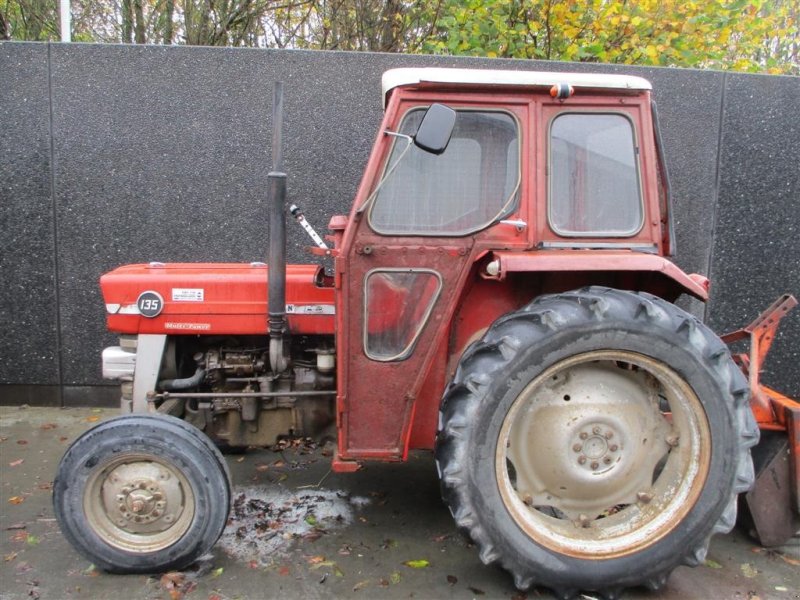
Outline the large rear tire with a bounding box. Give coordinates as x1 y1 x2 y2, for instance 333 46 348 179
436 287 757 598
54 414 231 573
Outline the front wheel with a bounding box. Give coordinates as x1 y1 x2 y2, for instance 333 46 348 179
54 414 231 573
436 287 757 598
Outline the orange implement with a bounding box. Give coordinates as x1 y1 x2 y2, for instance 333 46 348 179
722 294 799 545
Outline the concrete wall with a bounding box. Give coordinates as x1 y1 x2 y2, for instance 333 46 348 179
1 42 798 405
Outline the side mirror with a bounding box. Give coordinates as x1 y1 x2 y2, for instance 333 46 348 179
414 104 456 155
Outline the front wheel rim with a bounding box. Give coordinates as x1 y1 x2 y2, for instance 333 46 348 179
496 350 711 559
84 453 195 553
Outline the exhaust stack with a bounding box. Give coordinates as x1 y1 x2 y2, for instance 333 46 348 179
268 82 288 374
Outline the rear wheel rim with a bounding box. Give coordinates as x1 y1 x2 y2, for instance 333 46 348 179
84 453 195 553
495 350 711 559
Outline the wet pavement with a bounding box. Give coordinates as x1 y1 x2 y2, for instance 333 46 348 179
1 406 798 600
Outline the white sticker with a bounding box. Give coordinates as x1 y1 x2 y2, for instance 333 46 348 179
172 288 204 302
286 304 335 315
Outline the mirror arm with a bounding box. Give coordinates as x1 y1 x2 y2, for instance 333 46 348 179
356 132 413 215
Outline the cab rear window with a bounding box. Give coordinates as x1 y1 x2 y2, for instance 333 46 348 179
549 113 643 237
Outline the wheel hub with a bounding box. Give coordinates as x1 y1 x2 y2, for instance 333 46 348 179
94 460 189 537
575 424 621 472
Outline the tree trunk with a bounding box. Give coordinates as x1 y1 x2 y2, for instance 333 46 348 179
164 0 174 44
133 0 145 43
121 0 133 42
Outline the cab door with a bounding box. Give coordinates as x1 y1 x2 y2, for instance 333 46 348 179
337 101 525 460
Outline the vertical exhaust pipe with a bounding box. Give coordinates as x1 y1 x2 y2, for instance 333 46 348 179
268 82 288 374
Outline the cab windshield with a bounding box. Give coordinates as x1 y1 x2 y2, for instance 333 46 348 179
369 108 520 236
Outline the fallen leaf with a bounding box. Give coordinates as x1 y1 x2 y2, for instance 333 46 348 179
704 559 723 569
5 523 26 530
11 531 28 542
160 571 185 589
210 567 224 578
8 496 24 505
279 566 290 576
255 464 269 472
208 595 222 600
307 555 326 565
16 440 28 445
26 535 39 546
236 456 245 463
91 408 102 413
775 586 788 592
59 436 68 442
272 460 286 468
39 423 57 430
381 539 398 549
353 580 371 592
468 586 485 595
403 559 430 569
37 482 53 491
776 553 800 567
276 473 288 482
3 551 18 562
9 459 24 467
511 594 528 600
248 560 259 569
389 571 402 585
15 561 32 574
447 574 458 585
305 515 318 526
740 563 758 578
431 534 450 543
86 416 100 423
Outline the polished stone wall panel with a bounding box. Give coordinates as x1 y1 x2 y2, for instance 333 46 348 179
1 42 797 401
0 43 60 388
707 73 800 399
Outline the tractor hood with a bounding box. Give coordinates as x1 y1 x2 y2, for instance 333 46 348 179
101 262 335 335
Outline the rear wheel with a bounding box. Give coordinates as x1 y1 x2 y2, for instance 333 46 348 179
436 287 757 598
54 414 231 573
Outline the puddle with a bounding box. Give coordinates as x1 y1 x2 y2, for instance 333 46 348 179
219 486 369 565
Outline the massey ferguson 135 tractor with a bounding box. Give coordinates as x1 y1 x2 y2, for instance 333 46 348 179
53 68 799 598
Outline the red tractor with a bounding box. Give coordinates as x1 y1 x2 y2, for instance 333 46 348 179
53 68 799 598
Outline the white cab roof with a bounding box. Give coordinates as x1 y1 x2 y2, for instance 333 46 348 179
382 67 652 105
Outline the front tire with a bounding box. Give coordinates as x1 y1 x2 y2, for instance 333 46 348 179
54 414 231 573
436 287 757 597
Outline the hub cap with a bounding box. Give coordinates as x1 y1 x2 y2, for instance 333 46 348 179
496 351 711 558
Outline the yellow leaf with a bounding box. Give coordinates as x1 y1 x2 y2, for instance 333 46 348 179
403 559 430 569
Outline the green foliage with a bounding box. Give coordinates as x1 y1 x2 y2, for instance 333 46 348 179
420 0 798 74
1 0 796 74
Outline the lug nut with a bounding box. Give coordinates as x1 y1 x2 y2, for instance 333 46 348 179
523 495 533 506
637 492 653 504
590 461 599 470
579 432 588 440
578 456 587 465
572 443 582 452
592 426 601 435
605 431 614 439
603 457 612 465
666 434 680 447
609 444 619 452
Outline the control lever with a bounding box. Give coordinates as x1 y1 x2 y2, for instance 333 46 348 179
290 204 329 250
